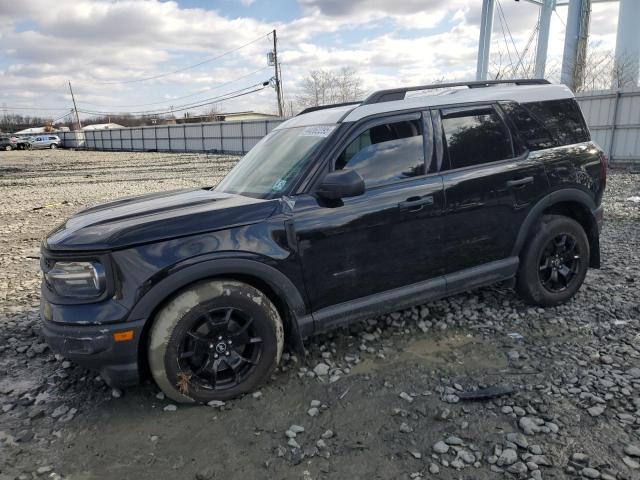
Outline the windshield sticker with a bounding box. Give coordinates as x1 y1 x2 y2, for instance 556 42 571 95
272 179 287 192
301 126 335 137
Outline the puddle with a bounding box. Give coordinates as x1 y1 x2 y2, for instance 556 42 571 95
351 333 508 375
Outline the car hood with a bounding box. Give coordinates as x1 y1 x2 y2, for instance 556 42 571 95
45 188 279 251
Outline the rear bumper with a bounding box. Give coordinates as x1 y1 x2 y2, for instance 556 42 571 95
40 309 145 388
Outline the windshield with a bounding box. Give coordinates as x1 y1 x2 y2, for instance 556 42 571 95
216 125 335 199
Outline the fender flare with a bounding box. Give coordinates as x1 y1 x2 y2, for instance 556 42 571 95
128 256 311 353
511 188 597 257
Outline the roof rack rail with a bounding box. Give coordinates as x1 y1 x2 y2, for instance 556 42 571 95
361 79 550 105
296 101 362 116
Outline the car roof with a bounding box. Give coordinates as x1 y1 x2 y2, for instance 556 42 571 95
278 80 574 129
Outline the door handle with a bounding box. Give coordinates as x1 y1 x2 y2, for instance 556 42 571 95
399 195 434 211
506 176 534 188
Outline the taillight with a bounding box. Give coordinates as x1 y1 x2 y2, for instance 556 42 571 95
599 152 608 187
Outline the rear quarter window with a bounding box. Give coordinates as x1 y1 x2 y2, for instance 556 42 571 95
521 99 589 147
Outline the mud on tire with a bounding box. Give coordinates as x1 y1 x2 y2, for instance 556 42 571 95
148 279 284 404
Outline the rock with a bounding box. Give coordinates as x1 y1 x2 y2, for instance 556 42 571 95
307 407 319 417
313 363 330 376
507 462 527 474
399 392 413 403
625 367 640 379
51 405 69 418
111 388 122 398
289 424 305 434
497 448 518 466
429 463 440 474
36 466 53 475
252 391 262 399
572 453 589 463
163 404 177 412
195 467 215 480
624 444 640 457
287 437 300 449
433 441 449 454
445 435 464 445
519 417 541 435
622 456 640 469
310 399 321 408
457 449 475 464
321 430 334 439
16 429 34 442
587 405 605 417
581 467 601 478
506 432 528 449
207 400 225 408
529 455 552 467
155 392 165 400
399 422 413 433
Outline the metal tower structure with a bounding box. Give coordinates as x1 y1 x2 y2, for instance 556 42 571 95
476 0 640 89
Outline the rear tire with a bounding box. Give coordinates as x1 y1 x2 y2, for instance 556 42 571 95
50 143 57 149
4 145 11 151
148 279 284 404
516 215 590 307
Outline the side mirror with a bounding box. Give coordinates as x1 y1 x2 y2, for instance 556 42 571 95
316 169 365 200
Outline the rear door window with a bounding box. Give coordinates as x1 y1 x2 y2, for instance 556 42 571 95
499 101 556 151
336 118 425 188
440 106 513 170
522 99 589 146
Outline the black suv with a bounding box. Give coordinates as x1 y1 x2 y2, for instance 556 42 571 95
40 79 606 403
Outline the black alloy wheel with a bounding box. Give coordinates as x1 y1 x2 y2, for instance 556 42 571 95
149 279 283 403
177 306 263 392
538 233 581 293
516 214 590 307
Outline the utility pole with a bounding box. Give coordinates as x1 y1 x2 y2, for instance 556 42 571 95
534 0 556 78
272 29 284 117
68 81 82 130
560 0 591 91
476 0 496 81
613 0 640 87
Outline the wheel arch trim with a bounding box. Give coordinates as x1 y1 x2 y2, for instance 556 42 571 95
128 256 310 354
512 188 597 258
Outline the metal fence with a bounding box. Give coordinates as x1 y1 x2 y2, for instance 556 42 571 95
57 118 286 154
57 89 640 167
575 87 640 167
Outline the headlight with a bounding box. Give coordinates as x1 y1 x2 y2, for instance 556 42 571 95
44 261 106 298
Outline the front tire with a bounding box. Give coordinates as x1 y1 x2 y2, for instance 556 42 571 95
148 280 284 404
516 215 590 307
4 145 11 151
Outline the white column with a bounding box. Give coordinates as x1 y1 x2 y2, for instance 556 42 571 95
476 0 496 81
535 0 556 78
560 0 590 90
614 0 640 87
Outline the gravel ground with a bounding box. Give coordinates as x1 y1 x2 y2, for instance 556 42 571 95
0 149 639 480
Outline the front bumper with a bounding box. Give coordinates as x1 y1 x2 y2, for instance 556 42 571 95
40 303 146 387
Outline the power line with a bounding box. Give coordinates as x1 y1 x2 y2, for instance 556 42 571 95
77 81 270 117
89 32 271 85
0 106 72 111
77 66 270 109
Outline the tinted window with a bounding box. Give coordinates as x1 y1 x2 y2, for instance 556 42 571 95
523 99 589 146
441 107 513 169
336 119 424 187
500 101 556 151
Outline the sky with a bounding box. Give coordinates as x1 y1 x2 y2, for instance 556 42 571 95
0 0 620 122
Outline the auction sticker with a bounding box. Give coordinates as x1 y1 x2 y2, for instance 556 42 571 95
301 126 335 137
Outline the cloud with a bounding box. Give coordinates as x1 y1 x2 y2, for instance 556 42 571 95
0 0 621 120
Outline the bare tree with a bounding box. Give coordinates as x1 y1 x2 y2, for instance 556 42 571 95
296 67 364 110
